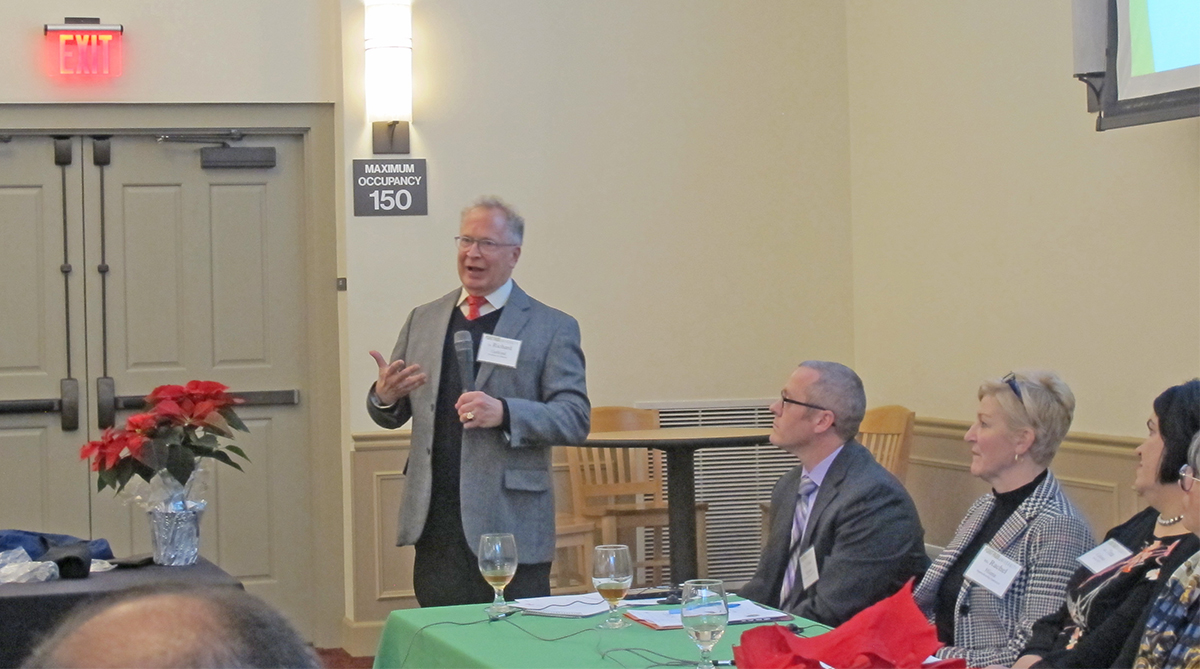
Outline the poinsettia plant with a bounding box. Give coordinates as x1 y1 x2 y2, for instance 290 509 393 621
80 380 250 493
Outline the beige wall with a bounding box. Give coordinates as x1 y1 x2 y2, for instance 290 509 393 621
345 0 856 433
0 1 338 103
6 0 1200 653
847 0 1200 436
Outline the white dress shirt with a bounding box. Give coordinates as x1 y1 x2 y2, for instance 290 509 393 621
457 278 513 318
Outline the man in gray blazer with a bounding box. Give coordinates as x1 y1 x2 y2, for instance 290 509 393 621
367 197 590 607
741 361 928 627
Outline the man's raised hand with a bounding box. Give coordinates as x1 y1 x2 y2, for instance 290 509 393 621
370 350 427 406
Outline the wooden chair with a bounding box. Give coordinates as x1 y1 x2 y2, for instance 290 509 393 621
856 405 916 483
564 406 708 586
550 515 595 594
552 406 659 593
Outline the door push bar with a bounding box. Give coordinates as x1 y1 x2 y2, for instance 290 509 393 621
97 385 301 430
0 378 80 431
1 383 297 431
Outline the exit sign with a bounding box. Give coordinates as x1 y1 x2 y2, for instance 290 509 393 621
44 20 123 77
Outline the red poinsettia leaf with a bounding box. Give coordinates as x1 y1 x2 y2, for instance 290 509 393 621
125 412 159 436
202 410 233 438
146 384 187 406
153 399 189 426
84 380 250 494
192 400 217 422
80 440 101 462
100 432 128 470
178 398 196 416
187 380 232 404
125 433 147 459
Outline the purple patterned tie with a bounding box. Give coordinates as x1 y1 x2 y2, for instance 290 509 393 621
779 475 818 606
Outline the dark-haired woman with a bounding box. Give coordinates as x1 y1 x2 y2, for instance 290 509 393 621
1007 380 1200 669
1132 420 1200 669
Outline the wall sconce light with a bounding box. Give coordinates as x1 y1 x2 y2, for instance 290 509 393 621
365 0 412 154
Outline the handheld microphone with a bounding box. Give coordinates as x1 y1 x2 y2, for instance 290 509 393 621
453 330 476 392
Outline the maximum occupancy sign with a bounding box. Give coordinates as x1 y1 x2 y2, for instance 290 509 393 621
353 159 428 216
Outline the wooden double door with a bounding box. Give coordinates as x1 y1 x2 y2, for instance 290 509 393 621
0 132 314 634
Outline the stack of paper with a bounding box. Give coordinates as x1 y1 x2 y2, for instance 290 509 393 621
511 593 659 618
624 601 791 630
512 594 608 617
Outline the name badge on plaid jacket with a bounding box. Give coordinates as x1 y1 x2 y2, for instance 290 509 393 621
965 545 1022 597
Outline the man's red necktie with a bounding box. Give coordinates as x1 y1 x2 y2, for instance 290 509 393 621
465 295 488 321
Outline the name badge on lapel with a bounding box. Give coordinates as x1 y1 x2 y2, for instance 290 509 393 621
1077 539 1132 573
477 334 521 368
964 545 1022 597
799 546 820 590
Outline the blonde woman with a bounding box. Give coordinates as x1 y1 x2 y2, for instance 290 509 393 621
914 371 1095 668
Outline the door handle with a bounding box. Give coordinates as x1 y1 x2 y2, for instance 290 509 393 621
60 378 79 431
0 378 80 432
96 376 116 430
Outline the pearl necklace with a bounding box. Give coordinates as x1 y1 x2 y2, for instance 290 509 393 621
1157 514 1184 526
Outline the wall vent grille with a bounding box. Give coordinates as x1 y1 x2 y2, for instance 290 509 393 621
638 400 794 586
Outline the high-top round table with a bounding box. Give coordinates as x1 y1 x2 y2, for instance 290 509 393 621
583 427 772 583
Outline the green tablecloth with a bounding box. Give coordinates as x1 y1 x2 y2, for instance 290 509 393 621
373 600 829 668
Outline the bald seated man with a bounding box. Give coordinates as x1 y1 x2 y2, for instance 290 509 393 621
21 584 319 668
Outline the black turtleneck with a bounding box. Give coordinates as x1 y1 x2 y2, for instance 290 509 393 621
934 469 1049 644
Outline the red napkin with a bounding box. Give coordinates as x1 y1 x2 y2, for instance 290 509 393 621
732 581 966 669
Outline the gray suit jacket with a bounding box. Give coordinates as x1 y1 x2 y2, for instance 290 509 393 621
366 282 590 564
740 441 929 627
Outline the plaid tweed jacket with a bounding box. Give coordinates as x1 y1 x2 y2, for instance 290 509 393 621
913 471 1095 668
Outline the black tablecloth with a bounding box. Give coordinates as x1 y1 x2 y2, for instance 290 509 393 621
0 558 241 667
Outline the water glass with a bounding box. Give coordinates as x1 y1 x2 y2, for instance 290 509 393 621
477 533 518 618
681 579 728 669
592 544 633 629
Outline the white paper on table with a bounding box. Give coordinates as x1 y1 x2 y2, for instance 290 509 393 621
90 559 116 573
624 601 791 630
512 593 659 618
